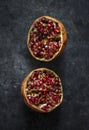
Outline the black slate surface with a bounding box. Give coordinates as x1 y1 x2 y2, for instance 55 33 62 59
0 0 89 130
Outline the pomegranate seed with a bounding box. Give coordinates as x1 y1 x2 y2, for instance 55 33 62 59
51 31 55 35
38 42 41 46
31 97 35 103
45 44 49 49
34 97 39 105
43 76 47 82
30 42 34 47
30 82 34 87
52 95 59 103
38 80 42 85
48 20 52 24
27 96 33 104
49 52 53 57
55 89 61 93
33 33 37 37
40 17 46 22
55 26 60 33
27 85 32 89
33 51 37 55
39 84 45 90
48 23 51 27
50 26 54 30
40 97 46 103
42 105 49 111
47 101 54 107
43 91 47 95
53 45 57 51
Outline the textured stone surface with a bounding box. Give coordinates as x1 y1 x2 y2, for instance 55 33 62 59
0 0 89 130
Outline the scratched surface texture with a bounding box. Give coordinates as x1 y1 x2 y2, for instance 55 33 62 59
0 0 89 130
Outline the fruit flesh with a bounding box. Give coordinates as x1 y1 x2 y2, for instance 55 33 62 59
29 17 61 60
25 69 63 112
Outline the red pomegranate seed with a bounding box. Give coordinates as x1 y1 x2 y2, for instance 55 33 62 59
48 23 51 27
40 97 46 103
41 106 49 111
55 89 61 94
39 84 45 90
48 20 52 24
40 17 46 22
51 31 55 35
50 26 54 30
31 97 35 103
34 97 39 105
49 52 53 57
27 85 32 89
47 101 54 107
52 95 60 103
30 82 34 87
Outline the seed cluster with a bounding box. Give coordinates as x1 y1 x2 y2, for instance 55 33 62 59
29 17 61 60
26 69 62 112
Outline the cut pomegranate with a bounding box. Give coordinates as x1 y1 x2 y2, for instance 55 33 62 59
27 16 67 61
21 68 63 112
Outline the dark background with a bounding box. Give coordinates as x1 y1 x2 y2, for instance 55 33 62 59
0 0 89 130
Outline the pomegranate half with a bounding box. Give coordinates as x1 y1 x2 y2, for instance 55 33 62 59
21 68 63 112
27 16 67 61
